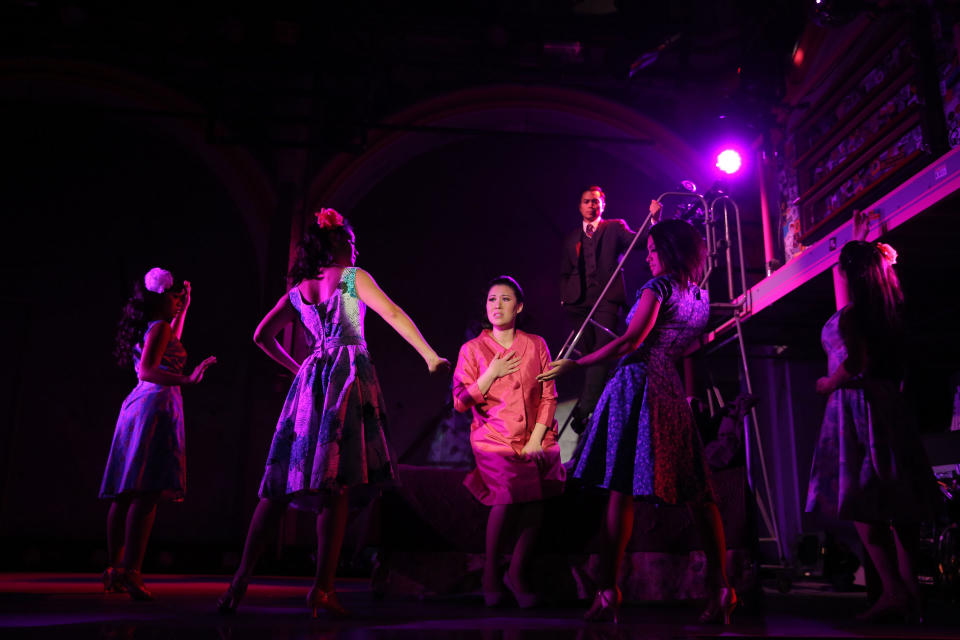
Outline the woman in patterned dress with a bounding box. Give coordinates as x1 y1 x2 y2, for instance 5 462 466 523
806 214 937 622
540 219 734 624
453 276 565 607
101 268 217 600
218 209 448 617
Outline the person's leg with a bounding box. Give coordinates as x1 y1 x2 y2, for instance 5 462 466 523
506 501 543 595
585 490 632 620
218 497 288 612
233 498 289 583
854 520 912 619
691 502 730 591
120 492 161 572
307 489 351 616
483 504 511 599
107 497 130 567
578 305 619 425
691 501 736 623
313 489 350 593
115 491 161 600
890 522 921 606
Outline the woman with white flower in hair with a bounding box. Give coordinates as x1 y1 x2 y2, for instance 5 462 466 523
99 268 217 600
806 212 938 622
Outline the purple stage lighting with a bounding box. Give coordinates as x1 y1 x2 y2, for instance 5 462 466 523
716 149 742 175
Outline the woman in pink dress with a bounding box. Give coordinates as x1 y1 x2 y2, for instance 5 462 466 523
453 275 565 607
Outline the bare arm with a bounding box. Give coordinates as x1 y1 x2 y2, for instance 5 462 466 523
816 309 867 394
355 268 448 373
170 281 191 340
139 320 216 385
253 292 301 375
538 289 661 381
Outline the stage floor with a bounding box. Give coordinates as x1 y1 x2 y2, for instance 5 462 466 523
0 573 957 639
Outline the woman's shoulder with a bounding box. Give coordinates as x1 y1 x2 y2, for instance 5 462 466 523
516 330 549 350
640 274 675 301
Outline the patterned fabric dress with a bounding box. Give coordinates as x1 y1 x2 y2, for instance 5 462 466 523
100 321 188 501
574 275 714 503
258 267 396 512
806 308 938 522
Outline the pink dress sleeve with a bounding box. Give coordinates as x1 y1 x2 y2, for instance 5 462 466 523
534 337 557 427
452 341 485 412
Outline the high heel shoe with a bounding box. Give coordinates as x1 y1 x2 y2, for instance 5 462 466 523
216 577 248 614
306 588 348 618
114 569 153 602
699 587 736 625
102 567 126 594
584 586 622 623
504 571 538 608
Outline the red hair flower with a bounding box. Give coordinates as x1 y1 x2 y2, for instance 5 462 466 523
876 242 897 265
314 208 344 229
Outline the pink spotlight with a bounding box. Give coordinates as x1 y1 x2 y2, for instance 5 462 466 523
716 149 742 175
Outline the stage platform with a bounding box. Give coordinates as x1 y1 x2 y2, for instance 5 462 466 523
1 573 958 639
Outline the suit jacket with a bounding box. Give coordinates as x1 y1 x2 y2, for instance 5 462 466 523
560 218 635 307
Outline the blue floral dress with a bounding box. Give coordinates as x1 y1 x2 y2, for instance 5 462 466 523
100 321 188 501
258 267 396 511
806 308 937 521
574 275 714 504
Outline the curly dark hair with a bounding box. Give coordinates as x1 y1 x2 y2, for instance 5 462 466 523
838 240 905 378
648 219 706 284
288 216 355 284
480 275 525 330
114 277 184 367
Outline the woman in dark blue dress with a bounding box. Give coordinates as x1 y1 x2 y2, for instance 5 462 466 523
101 268 216 600
541 220 733 624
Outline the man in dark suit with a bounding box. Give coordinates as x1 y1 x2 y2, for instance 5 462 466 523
560 186 649 434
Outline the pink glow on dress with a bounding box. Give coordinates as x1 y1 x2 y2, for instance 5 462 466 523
453 330 566 505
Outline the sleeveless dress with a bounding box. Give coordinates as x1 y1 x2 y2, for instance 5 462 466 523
805 307 938 521
574 275 714 504
100 321 188 501
453 330 566 505
258 267 396 511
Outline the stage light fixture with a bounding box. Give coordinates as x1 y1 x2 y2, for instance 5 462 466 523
716 149 742 175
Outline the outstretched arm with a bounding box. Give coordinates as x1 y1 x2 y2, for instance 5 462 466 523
355 268 449 373
538 288 661 381
253 292 301 375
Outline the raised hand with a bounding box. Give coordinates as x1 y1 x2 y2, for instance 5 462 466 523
485 350 521 380
649 199 663 224
852 209 870 241
188 355 217 384
181 280 192 311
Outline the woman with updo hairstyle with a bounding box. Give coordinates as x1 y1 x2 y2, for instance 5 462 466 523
453 275 565 608
218 208 449 617
101 269 217 600
540 219 735 624
806 212 938 622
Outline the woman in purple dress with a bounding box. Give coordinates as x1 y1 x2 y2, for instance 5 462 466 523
217 209 448 617
100 268 217 600
806 218 937 622
540 220 734 624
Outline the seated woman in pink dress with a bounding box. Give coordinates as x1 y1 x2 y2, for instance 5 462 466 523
452 275 565 607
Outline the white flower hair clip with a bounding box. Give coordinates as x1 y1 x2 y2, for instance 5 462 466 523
144 267 175 294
